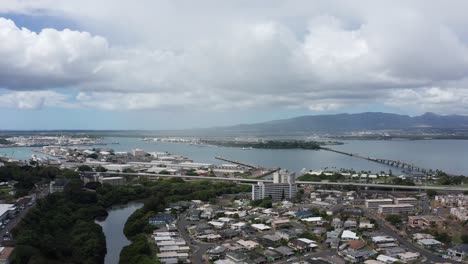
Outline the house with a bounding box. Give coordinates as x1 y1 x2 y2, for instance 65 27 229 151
343 220 357 230
331 218 343 229
275 229 297 241
208 221 225 229
271 219 291 229
384 247 406 257
397 252 420 262
348 240 366 250
264 249 281 262
251 223 271 231
447 244 468 262
260 234 282 247
236 239 259 250
295 210 314 219
149 214 174 226
288 238 317 252
225 251 249 263
376 254 399 263
274 246 295 257
342 249 375 263
412 233 434 241
302 217 323 225
417 238 443 248
207 246 227 260
371 236 396 244
408 215 445 229
359 221 374 229
341 230 359 241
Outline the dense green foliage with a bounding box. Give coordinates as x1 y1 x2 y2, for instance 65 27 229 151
461 234 468 244
426 189 438 198
436 172 468 185
390 177 415 186
0 163 77 199
12 174 250 264
250 197 273 208
11 180 107 264
119 234 156 264
385 214 402 226
298 173 345 182
431 231 452 244
202 139 323 149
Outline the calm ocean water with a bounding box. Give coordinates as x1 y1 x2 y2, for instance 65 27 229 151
1 137 467 175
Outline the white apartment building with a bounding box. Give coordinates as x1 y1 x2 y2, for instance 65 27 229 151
252 170 297 201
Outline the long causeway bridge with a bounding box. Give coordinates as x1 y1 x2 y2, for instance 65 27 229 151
321 147 434 174
215 156 260 169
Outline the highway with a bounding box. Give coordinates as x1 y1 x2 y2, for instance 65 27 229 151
84 172 468 191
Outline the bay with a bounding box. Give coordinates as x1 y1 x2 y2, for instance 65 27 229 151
1 137 467 175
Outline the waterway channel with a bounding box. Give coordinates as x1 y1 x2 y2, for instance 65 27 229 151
95 202 143 264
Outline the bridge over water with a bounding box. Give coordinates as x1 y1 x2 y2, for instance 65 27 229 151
320 147 435 174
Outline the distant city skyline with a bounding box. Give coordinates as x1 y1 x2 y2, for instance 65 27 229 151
1 1 468 129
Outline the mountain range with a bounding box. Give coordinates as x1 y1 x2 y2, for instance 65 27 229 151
196 112 468 136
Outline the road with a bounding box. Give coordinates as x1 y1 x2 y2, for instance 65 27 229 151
176 212 214 264
362 208 456 264
1 186 48 244
83 171 468 191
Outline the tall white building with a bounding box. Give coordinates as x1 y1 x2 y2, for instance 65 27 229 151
252 170 297 201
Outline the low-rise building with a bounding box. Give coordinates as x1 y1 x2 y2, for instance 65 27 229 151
398 252 420 262
393 197 418 206
377 204 414 214
341 230 359 241
408 215 445 228
365 199 393 209
49 178 70 193
236 239 259 250
447 244 468 262
99 176 126 186
450 207 468 221
376 254 399 263
288 238 318 253
417 238 443 248
372 236 396 244
271 219 290 229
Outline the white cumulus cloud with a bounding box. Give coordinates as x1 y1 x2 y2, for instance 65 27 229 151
1 1 468 114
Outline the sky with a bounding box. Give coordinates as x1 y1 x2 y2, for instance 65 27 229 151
1 0 468 130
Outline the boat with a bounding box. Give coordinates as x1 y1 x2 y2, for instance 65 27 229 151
242 147 253 150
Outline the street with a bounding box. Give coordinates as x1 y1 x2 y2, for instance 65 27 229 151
1 186 48 244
